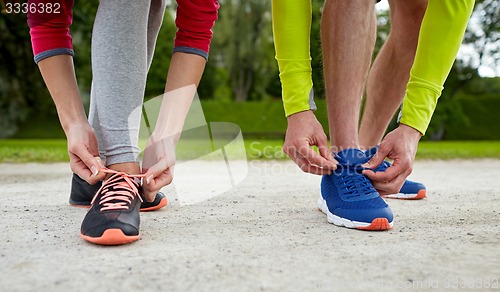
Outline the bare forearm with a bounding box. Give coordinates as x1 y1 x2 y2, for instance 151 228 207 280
37 55 87 132
165 52 206 92
153 52 206 141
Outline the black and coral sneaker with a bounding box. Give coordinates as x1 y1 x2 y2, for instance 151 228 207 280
69 173 168 211
80 170 144 245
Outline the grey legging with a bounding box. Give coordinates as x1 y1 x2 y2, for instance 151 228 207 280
88 0 166 166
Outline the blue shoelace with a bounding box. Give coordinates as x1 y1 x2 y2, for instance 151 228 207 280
336 164 375 200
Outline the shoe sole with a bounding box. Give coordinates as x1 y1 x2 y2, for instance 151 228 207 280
317 197 393 231
80 229 140 245
382 189 426 200
70 197 168 212
140 198 168 212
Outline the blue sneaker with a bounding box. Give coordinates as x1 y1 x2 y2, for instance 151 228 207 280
317 148 394 230
365 147 426 200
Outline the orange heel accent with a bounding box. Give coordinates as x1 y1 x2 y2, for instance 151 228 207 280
415 189 426 199
70 204 90 209
140 198 168 212
357 218 392 231
80 229 140 245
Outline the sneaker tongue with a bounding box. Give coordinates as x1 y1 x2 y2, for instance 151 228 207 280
335 148 368 165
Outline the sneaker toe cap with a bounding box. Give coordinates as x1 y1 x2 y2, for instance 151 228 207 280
81 210 140 237
82 221 139 238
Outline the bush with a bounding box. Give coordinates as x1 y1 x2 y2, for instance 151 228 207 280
444 93 500 140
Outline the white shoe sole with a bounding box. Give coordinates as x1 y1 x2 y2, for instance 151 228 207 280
382 189 426 200
317 197 394 230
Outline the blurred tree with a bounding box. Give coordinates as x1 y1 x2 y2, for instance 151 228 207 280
426 61 478 140
0 7 48 137
265 71 281 99
310 0 324 99
0 0 98 137
1 0 499 139
462 0 500 76
210 0 275 102
72 0 98 110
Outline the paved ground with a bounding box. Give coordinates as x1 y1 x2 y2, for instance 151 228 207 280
1 160 499 291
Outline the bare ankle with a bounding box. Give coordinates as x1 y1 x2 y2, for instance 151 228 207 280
105 162 141 179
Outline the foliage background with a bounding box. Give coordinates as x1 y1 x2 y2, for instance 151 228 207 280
0 0 499 140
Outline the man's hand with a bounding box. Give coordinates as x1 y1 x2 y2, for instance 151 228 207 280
142 134 176 202
362 124 422 195
66 123 106 185
283 110 337 175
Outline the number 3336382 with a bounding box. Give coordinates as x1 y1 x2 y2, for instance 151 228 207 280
4 2 61 14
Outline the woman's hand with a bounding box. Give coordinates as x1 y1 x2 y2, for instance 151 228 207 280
141 134 177 202
66 123 106 184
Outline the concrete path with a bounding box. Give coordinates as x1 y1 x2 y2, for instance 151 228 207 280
1 160 499 291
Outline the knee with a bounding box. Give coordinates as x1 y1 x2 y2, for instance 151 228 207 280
389 1 428 50
392 2 427 34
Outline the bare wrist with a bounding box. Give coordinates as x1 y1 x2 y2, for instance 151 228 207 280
398 123 423 140
150 130 180 146
60 113 89 134
287 110 314 122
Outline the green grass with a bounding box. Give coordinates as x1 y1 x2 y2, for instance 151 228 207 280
1 139 500 163
0 139 69 163
11 97 500 140
416 141 500 159
245 140 500 160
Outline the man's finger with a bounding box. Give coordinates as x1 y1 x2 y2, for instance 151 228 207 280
363 143 391 169
363 162 404 182
316 135 338 168
371 169 411 196
294 156 333 175
297 144 336 169
285 143 332 175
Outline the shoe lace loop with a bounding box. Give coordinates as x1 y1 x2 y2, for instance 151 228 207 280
90 168 145 211
336 164 374 199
